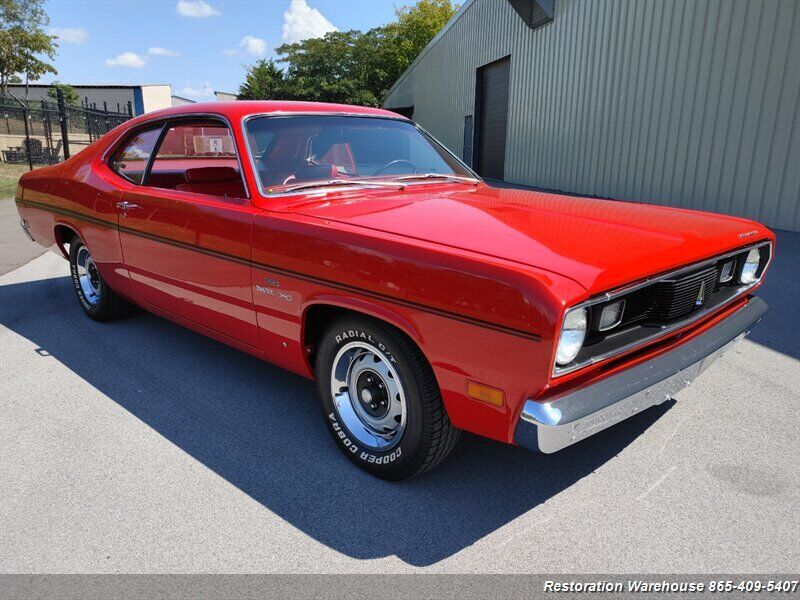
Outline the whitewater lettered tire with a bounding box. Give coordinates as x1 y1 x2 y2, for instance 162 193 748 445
315 316 460 480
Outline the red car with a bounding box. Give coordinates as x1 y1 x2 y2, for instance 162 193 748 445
15 101 774 480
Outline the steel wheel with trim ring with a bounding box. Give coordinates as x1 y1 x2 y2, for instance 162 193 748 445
315 316 460 480
68 235 132 322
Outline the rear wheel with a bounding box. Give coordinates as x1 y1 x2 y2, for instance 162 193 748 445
315 316 460 480
68 235 132 322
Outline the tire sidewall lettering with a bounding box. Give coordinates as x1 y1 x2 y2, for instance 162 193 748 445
329 329 405 465
70 251 94 312
327 401 404 465
318 319 427 476
333 329 396 364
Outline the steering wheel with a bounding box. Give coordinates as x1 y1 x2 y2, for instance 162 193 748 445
373 159 416 176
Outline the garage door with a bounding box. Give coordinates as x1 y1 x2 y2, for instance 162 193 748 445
476 56 510 180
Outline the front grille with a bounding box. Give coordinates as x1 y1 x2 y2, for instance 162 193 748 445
650 266 719 320
561 242 772 378
619 266 720 326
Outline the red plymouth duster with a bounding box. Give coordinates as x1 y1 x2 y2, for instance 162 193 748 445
14 101 774 480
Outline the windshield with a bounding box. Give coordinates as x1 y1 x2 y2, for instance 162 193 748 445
244 115 474 194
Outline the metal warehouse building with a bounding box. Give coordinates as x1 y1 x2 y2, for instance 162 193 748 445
7 83 172 115
384 0 800 232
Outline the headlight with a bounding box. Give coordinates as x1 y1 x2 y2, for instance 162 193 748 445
555 307 587 366
739 248 761 284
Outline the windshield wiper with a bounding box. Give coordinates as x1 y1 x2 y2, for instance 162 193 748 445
394 173 480 185
280 178 407 193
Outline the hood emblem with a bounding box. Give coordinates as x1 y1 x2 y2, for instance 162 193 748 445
738 230 758 238
695 281 706 306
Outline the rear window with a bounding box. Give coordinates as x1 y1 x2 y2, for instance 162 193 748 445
154 123 237 159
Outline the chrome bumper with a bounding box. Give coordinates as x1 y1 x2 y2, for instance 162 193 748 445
19 218 34 242
514 296 768 454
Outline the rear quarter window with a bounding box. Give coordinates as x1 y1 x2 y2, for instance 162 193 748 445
110 126 163 183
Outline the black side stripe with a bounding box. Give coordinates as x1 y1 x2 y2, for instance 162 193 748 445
18 198 541 342
20 199 118 231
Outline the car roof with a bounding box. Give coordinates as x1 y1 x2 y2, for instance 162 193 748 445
127 101 406 126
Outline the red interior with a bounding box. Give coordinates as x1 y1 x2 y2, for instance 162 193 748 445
175 166 246 197
147 159 245 198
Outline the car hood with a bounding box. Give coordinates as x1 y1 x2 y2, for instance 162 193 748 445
291 184 772 294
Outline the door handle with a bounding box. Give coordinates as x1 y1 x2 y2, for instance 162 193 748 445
116 201 139 211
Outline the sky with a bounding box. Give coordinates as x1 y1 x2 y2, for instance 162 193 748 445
41 0 409 99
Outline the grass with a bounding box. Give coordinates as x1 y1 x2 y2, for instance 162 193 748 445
0 163 29 199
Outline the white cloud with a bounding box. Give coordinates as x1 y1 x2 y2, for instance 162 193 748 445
239 35 267 57
105 52 147 68
180 81 213 98
50 27 88 44
222 48 238 57
282 0 337 44
176 0 220 18
148 46 180 57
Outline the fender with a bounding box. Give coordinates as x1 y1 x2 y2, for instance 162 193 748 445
52 219 82 260
251 292 423 381
302 293 425 349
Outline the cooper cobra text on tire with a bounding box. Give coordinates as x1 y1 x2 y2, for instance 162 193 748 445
68 235 132 322
315 316 460 480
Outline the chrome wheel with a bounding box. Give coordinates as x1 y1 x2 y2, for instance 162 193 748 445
76 246 101 306
330 342 407 451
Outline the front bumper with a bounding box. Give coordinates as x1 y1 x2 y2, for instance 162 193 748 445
514 296 768 453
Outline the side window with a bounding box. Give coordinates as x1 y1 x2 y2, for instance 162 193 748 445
111 126 162 184
147 120 246 199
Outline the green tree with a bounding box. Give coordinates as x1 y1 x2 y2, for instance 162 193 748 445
237 0 457 106
238 59 285 100
0 0 58 96
47 81 80 106
384 0 457 84
275 30 380 105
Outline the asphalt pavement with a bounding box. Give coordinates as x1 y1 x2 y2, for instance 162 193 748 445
0 219 798 573
1 200 46 275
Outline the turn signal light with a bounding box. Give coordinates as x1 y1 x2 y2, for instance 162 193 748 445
719 259 735 283
599 299 625 331
466 382 505 407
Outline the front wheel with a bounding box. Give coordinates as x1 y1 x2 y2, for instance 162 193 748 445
68 235 132 322
315 316 460 480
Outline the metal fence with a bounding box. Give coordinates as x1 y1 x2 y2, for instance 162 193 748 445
0 89 133 170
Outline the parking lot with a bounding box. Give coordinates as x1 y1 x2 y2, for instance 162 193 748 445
0 201 798 573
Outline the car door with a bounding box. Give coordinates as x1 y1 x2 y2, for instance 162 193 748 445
110 117 259 349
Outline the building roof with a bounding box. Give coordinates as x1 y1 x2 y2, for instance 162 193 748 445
7 83 170 89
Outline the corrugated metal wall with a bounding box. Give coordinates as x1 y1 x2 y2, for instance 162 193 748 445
385 0 800 232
